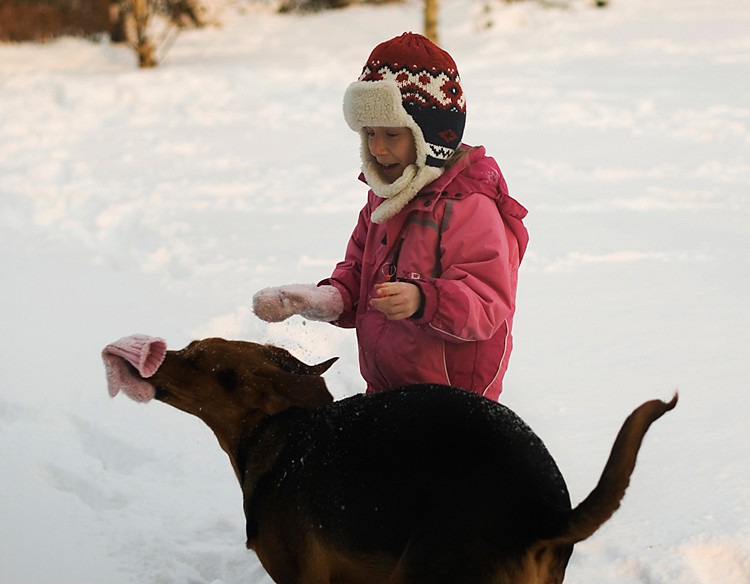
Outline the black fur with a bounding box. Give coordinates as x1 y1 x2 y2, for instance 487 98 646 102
243 384 570 578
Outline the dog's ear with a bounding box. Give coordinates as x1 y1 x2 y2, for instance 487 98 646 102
261 344 338 377
254 344 337 408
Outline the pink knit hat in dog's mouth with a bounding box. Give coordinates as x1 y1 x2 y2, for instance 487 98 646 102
101 334 167 402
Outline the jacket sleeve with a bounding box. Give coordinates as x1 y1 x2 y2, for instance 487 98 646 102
411 194 519 342
318 200 371 329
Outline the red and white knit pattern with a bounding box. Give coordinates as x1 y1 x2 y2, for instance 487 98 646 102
359 65 466 114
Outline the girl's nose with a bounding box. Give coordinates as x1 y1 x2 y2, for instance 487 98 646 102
368 134 387 157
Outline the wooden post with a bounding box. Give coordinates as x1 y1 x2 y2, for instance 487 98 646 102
132 0 156 67
424 0 438 44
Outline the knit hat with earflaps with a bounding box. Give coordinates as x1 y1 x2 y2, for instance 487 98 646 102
343 32 467 223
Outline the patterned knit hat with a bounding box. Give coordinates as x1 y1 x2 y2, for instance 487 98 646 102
343 33 467 223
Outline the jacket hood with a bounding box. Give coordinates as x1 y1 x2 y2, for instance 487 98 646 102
423 146 530 260
359 145 529 260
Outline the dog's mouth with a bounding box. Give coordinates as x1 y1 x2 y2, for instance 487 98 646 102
153 386 171 401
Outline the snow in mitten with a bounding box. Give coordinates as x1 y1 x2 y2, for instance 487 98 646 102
253 284 343 323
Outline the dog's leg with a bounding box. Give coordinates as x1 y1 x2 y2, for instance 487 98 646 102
385 530 499 584
254 528 340 584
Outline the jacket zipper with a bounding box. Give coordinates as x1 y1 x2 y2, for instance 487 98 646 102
383 237 405 282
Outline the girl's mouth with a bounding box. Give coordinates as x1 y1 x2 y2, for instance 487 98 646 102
381 162 403 176
379 163 400 182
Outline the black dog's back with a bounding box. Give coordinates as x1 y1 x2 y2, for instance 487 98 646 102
249 385 571 569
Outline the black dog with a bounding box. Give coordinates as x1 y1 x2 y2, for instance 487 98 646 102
103 335 677 584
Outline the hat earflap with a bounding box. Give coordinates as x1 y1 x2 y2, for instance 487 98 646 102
344 79 444 223
344 80 431 167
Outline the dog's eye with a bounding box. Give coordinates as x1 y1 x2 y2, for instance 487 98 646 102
216 369 239 391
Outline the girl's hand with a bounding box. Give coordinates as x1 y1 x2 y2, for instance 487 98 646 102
370 282 422 320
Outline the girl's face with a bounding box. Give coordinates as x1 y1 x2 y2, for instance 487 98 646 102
365 127 417 183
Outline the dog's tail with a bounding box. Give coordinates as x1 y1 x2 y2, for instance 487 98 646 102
551 393 678 547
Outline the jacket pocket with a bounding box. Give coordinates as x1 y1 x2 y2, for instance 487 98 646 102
442 320 507 393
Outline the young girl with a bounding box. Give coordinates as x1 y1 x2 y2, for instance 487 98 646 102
253 32 528 401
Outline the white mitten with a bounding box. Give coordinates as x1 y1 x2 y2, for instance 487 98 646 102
252 284 344 323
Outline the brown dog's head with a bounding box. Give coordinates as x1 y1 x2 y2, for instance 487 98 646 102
103 335 337 474
149 338 336 418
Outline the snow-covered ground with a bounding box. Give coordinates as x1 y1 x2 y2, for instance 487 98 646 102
1 0 748 582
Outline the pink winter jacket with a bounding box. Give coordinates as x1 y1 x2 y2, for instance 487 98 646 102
323 146 528 400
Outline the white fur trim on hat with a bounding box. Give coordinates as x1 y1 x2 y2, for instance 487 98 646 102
343 80 410 129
